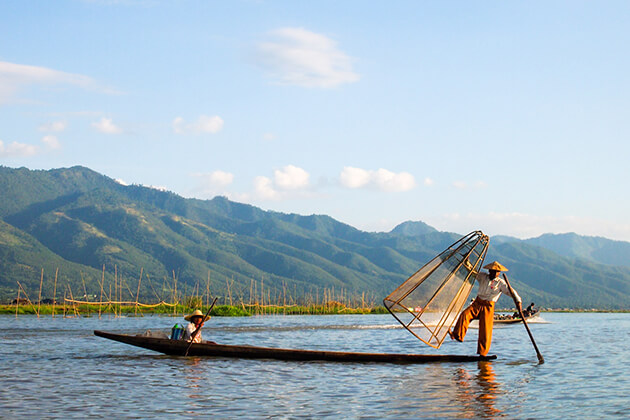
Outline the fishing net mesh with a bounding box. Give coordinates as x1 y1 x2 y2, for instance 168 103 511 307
383 231 489 348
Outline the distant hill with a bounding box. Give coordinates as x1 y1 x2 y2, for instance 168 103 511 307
1 165 629 309
389 221 437 237
490 233 630 268
523 233 630 268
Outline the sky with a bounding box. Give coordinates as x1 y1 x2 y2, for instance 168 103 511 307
1 0 630 242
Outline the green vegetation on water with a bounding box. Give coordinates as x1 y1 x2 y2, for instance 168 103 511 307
0 303 389 317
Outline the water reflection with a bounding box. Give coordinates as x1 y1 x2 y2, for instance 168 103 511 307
453 361 503 418
183 358 205 399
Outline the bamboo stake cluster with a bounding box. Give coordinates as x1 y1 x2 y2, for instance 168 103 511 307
7 267 382 318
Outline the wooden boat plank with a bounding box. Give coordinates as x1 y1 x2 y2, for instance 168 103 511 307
94 330 496 364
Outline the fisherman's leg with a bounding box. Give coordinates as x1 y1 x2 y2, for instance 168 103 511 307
451 302 479 342
477 302 495 356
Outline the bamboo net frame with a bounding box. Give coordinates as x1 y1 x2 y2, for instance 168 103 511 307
383 230 489 349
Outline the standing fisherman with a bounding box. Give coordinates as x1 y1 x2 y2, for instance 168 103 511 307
449 261 522 356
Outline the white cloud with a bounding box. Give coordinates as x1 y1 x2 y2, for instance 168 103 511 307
0 140 38 157
340 167 416 192
274 165 310 190
256 27 360 88
147 185 168 192
373 169 416 192
253 175 280 200
39 121 67 132
0 135 63 157
340 167 371 188
42 135 61 150
190 170 235 198
251 165 311 200
0 60 119 104
452 180 486 190
92 117 122 134
208 170 234 187
193 170 234 187
424 177 435 186
173 115 224 135
452 181 467 190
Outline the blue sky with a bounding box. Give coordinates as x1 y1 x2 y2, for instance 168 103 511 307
2 0 629 241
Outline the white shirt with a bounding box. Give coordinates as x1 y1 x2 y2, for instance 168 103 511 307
184 322 202 343
476 272 522 303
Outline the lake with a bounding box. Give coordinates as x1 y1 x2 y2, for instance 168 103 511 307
1 312 628 418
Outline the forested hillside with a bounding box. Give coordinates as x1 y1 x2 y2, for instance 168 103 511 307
1 166 629 309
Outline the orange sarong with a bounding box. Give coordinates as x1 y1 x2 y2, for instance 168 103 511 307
451 297 495 356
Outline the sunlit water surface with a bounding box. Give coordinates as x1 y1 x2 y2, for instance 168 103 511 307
1 313 628 418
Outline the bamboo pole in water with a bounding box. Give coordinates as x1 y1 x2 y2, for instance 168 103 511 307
99 266 105 319
194 278 199 304
17 281 37 317
260 276 264 314
135 268 143 316
67 283 80 317
172 271 177 317
37 268 44 318
249 278 254 308
108 283 112 318
226 276 234 306
81 272 90 317
206 271 210 308
15 287 20 319
52 268 58 318
114 265 118 318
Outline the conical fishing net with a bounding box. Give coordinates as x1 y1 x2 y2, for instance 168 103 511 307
383 231 489 348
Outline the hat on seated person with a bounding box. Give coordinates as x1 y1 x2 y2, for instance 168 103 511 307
184 309 211 322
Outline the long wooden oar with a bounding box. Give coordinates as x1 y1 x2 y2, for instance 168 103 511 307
503 274 544 364
184 297 218 356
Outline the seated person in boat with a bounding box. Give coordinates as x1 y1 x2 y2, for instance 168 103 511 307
449 261 522 356
183 309 211 343
524 302 536 316
512 302 536 318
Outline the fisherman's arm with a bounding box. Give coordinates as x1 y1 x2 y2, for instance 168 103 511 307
500 280 522 311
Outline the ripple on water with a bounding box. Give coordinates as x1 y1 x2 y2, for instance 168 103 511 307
1 313 629 418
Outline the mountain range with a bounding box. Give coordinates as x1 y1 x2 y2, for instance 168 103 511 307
1 165 629 309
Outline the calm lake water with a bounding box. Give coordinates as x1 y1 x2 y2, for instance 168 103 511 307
1 312 628 418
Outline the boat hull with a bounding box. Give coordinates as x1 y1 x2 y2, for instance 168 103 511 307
94 330 496 364
494 313 540 324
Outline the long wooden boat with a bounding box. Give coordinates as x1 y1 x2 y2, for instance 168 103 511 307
94 330 496 364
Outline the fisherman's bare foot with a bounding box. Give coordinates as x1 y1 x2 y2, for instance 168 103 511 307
448 329 455 340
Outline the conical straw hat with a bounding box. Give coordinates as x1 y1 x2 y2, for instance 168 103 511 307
483 261 508 272
184 309 211 322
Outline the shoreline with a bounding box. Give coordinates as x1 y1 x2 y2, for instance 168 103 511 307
1 304 628 317
0 303 389 317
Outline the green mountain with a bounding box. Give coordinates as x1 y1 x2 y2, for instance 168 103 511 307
492 232 630 268
389 220 437 236
1 165 629 309
522 233 630 268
